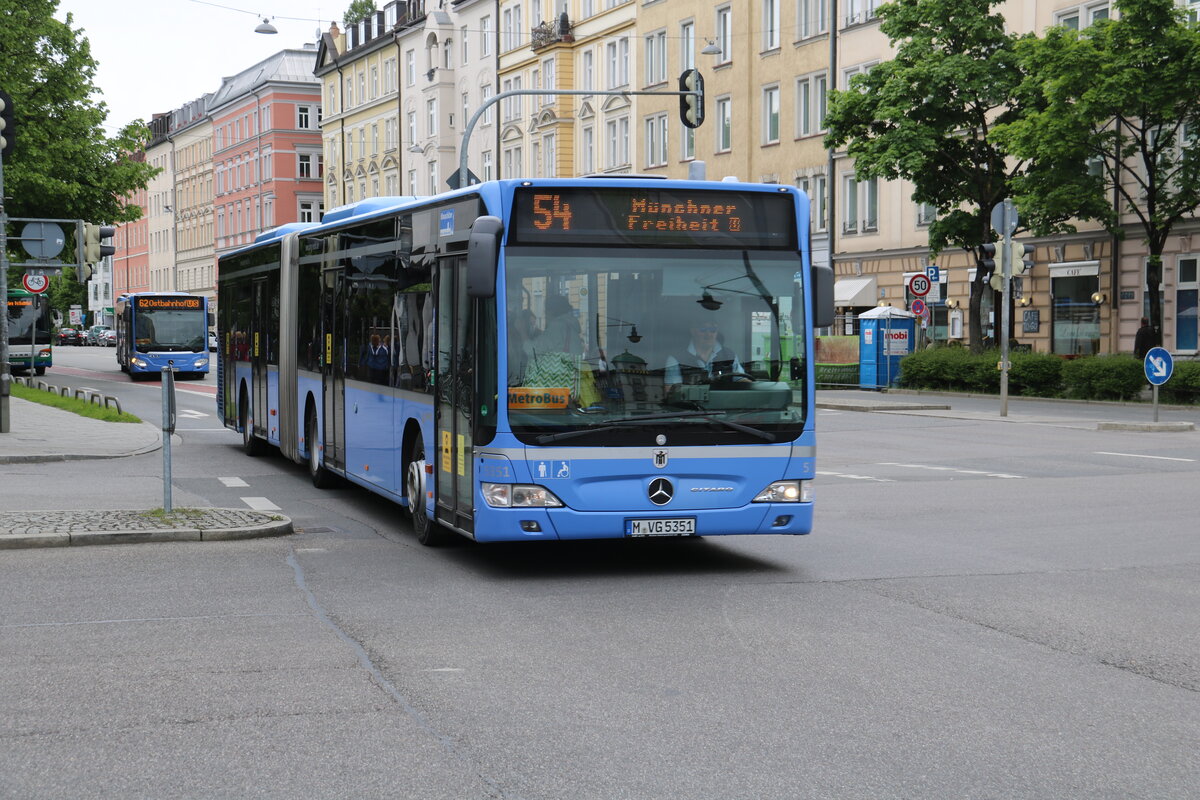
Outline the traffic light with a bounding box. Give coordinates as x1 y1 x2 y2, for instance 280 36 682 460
83 223 116 263
0 89 14 159
78 223 116 283
978 243 997 276
678 69 705 129
1008 240 1035 275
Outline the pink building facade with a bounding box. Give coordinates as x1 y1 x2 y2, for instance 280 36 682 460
209 47 324 257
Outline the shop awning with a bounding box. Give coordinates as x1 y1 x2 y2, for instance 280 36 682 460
834 277 877 308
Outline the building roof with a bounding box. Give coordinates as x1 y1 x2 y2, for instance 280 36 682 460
209 47 319 113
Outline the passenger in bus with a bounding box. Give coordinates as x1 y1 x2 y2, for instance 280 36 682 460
537 294 582 357
508 308 538 384
362 333 390 384
664 317 746 388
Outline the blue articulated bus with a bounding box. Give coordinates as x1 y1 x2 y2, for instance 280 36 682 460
6 289 52 376
217 178 834 545
115 292 212 379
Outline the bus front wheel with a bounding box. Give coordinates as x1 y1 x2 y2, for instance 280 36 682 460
406 438 446 546
34 366 46 376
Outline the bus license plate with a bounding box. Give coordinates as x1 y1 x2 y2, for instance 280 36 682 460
626 518 696 537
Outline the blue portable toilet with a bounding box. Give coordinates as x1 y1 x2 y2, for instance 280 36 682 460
859 307 917 388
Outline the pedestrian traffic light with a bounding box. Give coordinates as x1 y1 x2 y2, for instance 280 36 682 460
678 69 705 129
1008 240 1035 275
0 89 14 159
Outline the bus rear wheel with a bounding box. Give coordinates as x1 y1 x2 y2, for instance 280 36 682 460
406 438 446 546
306 406 337 489
240 390 266 456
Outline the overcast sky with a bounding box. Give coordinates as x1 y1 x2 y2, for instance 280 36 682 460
56 0 336 132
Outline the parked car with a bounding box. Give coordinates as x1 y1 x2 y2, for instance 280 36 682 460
100 329 117 347
86 325 113 346
56 327 83 346
208 331 218 352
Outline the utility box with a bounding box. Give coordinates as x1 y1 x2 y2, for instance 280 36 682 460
859 307 917 388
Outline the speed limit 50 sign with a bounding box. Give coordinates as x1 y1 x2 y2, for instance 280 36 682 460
907 273 932 297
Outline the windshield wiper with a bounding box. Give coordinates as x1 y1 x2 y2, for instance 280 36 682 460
534 410 774 444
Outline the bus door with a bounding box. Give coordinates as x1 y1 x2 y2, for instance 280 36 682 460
434 255 475 535
250 279 268 437
321 268 346 471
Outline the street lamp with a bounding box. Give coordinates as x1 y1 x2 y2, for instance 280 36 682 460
255 17 278 34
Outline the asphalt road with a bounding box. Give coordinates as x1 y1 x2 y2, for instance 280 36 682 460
2 348 1197 798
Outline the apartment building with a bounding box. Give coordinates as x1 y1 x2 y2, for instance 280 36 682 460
316 0 491 204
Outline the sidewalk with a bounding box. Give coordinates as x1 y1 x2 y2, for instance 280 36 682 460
0 396 292 548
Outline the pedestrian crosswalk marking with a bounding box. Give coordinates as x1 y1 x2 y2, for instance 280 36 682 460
241 497 280 511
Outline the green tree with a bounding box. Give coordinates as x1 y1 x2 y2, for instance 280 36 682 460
343 0 377 25
824 0 1102 351
1 0 157 311
993 0 1200 343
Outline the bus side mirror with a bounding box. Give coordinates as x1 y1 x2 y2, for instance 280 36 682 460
466 216 503 298
812 263 835 328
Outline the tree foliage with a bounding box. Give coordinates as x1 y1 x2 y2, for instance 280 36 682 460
993 0 1200 338
343 0 378 26
1 0 158 309
823 0 1100 351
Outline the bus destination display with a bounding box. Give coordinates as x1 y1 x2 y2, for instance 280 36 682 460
511 187 796 249
136 296 203 310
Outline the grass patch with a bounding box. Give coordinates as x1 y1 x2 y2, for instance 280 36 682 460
142 508 204 520
11 382 142 423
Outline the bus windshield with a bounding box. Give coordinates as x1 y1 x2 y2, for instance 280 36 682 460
7 295 51 345
135 307 206 353
504 247 808 446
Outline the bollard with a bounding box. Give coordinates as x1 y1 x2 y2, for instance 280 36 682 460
103 396 122 414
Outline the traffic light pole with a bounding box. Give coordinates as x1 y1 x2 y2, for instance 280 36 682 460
1 153 10 433
999 199 1015 417
456 86 702 190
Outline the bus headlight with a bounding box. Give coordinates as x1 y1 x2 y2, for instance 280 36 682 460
482 483 565 508
195 359 208 368
753 480 811 503
131 358 148 368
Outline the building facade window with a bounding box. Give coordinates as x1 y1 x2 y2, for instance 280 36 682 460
763 86 780 144
715 6 732 64
645 113 668 167
644 30 667 86
1177 255 1198 352
715 96 731 151
763 0 780 49
798 0 829 39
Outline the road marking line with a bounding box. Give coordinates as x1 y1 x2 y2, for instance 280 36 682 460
816 470 895 482
241 496 280 511
1095 451 1195 462
220 477 249 487
877 462 1025 479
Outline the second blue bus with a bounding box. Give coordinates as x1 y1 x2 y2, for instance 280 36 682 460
115 292 212 379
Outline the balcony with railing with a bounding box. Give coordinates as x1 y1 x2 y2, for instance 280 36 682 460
531 13 575 51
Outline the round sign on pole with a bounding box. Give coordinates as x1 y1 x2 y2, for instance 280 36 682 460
1144 347 1173 386
910 298 926 316
22 273 49 294
908 273 931 297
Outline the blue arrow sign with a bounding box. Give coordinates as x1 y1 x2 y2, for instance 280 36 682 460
1144 347 1173 386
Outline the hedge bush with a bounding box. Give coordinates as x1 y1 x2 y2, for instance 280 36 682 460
897 349 1200 402
1008 352 1064 397
1159 360 1200 405
1060 355 1145 401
